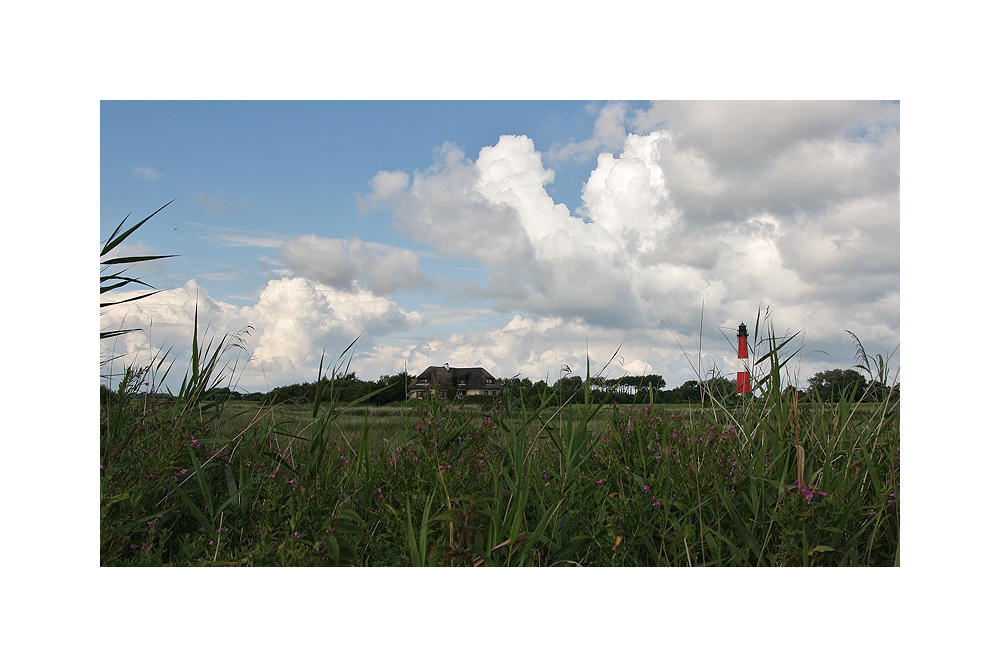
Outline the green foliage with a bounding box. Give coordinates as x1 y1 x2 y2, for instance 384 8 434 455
807 368 868 402
102 353 900 565
100 201 177 344
261 370 412 406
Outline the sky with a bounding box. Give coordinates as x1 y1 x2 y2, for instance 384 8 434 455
101 100 900 394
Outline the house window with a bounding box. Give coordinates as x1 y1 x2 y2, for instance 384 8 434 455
485 378 494 384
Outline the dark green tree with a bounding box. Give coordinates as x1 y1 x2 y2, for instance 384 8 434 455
807 368 868 402
703 376 737 400
553 375 584 403
373 371 412 404
663 380 701 404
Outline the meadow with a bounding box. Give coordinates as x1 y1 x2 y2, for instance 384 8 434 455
100 327 900 567
101 207 899 566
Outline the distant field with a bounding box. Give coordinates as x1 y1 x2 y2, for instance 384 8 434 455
220 400 715 445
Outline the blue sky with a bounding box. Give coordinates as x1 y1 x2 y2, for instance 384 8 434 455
101 100 900 394
101 101 605 309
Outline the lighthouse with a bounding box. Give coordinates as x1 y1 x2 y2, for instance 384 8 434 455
737 322 752 394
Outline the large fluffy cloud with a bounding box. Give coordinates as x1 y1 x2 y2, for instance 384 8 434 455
369 135 662 328
363 101 899 385
250 276 422 370
100 277 423 391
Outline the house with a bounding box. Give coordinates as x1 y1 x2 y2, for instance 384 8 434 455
407 363 501 400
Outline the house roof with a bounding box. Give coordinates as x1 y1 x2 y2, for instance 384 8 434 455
410 365 497 391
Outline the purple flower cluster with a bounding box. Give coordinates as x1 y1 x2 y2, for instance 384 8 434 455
783 481 827 502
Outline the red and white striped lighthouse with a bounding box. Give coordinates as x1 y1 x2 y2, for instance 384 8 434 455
737 322 751 394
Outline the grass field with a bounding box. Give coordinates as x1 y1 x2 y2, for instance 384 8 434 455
100 199 899 566
100 336 899 566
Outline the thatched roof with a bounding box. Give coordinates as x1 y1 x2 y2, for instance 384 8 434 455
410 365 497 391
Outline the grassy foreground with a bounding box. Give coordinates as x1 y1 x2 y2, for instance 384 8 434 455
100 325 900 566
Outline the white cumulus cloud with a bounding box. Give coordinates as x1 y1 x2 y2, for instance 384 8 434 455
362 101 899 386
101 277 424 391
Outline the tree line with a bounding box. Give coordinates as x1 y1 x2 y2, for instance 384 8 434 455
500 369 896 406
499 374 737 407
107 367 895 407
227 372 738 407
233 371 411 405
804 368 897 403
